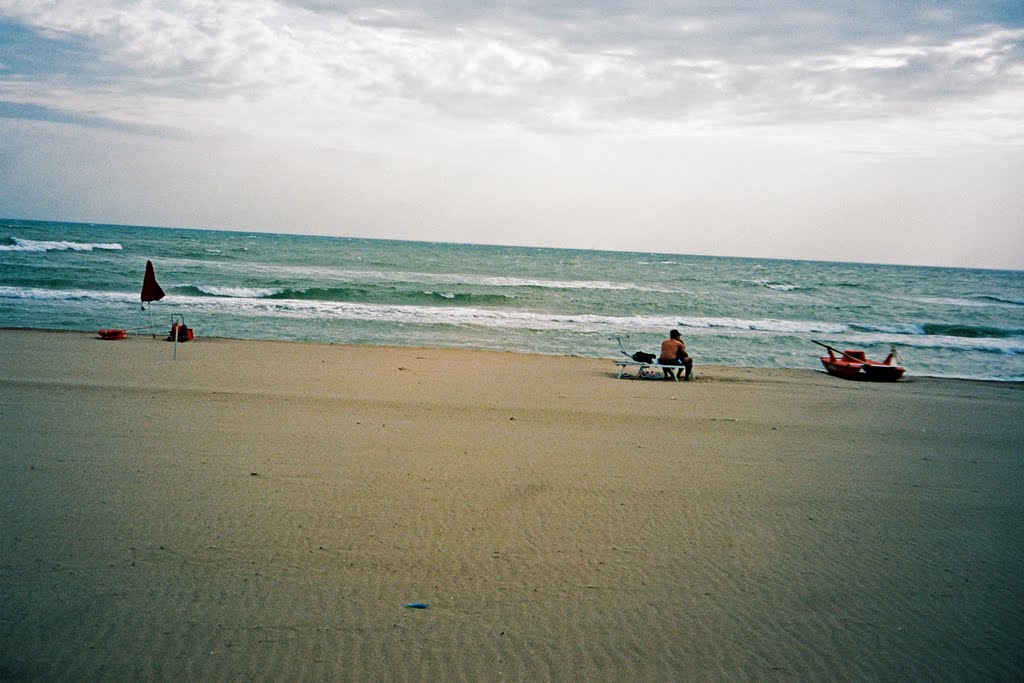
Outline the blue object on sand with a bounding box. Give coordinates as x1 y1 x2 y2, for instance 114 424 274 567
403 602 430 609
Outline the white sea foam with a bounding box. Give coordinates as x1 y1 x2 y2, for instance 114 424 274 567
915 296 989 307
0 286 130 302
754 280 800 291
453 273 674 292
196 285 283 298
147 258 678 293
0 238 123 252
854 322 927 335
676 316 846 334
916 295 1024 308
334 268 679 293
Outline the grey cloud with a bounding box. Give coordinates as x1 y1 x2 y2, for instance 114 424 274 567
382 20 1024 131
291 1 1022 57
2 0 1022 137
270 2 1024 131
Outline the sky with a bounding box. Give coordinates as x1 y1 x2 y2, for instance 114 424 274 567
0 1 1022 269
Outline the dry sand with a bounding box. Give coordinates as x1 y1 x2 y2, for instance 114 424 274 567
2 328 1022 680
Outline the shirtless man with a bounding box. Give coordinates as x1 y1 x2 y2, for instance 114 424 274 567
658 329 693 380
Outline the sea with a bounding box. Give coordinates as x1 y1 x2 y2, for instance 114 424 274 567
2 218 1023 382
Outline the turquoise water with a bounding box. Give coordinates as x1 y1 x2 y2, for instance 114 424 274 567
2 218 1022 381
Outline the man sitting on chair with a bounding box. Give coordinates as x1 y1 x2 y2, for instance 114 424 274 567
658 329 693 381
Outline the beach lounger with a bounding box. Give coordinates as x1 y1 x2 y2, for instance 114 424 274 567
613 358 686 380
610 335 688 381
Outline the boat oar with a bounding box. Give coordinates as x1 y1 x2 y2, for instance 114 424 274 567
812 340 866 363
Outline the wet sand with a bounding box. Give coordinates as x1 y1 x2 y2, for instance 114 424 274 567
2 328 1022 680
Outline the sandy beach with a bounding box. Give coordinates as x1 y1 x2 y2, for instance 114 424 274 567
2 328 1022 680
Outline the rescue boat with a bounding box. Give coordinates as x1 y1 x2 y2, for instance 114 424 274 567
98 328 128 340
814 341 905 381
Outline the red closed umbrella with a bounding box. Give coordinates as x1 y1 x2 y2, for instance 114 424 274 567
141 260 165 304
140 259 165 336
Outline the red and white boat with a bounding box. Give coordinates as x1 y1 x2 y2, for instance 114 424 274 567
814 341 905 381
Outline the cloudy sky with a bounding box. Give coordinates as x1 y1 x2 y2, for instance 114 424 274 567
1 1 1022 268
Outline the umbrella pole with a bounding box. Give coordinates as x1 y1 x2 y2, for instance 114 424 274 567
170 313 183 360
149 305 155 338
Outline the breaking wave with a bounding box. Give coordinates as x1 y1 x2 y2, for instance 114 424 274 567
191 285 285 298
0 237 123 252
917 295 1024 308
182 284 518 306
148 258 679 294
853 322 1023 339
753 280 801 292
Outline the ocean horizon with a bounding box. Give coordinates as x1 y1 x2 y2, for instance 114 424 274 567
3 217 1022 382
